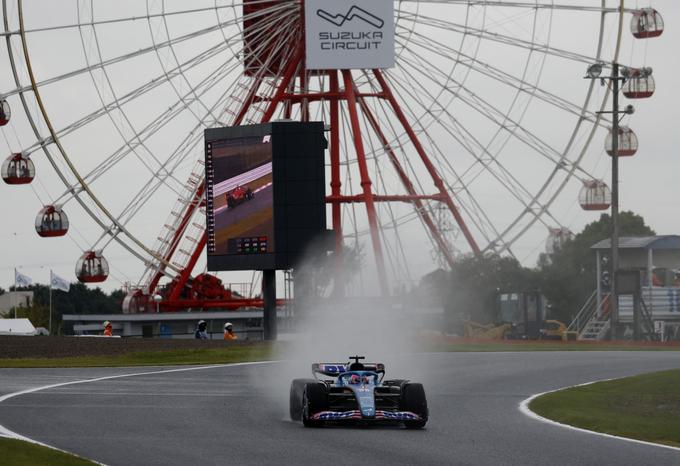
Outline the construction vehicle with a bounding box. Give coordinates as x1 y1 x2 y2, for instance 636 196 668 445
463 321 512 339
462 291 567 341
539 319 568 341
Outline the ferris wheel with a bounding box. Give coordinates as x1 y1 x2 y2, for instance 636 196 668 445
0 1 664 309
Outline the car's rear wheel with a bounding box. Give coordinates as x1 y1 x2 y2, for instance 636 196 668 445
402 383 428 429
289 378 316 421
302 383 328 428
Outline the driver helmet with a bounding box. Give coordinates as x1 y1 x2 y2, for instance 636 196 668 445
349 374 361 385
198 320 207 329
224 322 233 331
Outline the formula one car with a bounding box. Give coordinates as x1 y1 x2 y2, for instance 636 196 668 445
289 356 428 428
226 185 254 209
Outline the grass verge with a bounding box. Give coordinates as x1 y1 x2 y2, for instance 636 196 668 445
3 339 680 368
0 438 95 465
529 369 680 448
0 342 276 368
427 339 680 352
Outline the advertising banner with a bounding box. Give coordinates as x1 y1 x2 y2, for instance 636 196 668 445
305 0 395 70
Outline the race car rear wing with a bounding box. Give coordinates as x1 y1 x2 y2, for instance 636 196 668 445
312 363 385 377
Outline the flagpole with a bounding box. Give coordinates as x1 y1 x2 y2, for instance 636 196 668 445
49 271 53 336
13 268 17 319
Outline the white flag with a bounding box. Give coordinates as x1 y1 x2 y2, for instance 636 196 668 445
15 269 33 287
50 270 71 292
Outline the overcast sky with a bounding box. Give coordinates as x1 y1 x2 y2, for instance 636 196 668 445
1 1 679 296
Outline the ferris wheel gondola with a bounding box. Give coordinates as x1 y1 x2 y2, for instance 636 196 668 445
0 100 10 126
2 153 34 184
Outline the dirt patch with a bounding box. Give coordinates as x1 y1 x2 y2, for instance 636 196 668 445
0 336 257 359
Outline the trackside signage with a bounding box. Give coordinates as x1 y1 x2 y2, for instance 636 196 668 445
305 0 395 70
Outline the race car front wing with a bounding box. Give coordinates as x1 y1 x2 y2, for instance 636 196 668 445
311 410 422 421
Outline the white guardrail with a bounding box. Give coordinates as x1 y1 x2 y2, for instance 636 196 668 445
212 162 272 198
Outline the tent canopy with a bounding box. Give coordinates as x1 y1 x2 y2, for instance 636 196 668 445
0 318 36 336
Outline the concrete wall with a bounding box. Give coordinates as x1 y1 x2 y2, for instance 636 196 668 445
0 291 33 313
72 317 263 340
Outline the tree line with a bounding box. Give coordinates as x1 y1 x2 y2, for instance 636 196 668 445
1 282 125 334
1 210 657 335
417 211 655 333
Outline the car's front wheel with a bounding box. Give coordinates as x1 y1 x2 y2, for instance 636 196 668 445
401 383 428 429
289 378 315 421
302 383 328 428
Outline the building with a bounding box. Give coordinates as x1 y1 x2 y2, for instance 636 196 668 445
590 235 680 340
0 291 33 314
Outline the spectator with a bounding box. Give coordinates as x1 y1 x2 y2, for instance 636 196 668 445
223 322 238 340
103 320 113 337
195 320 208 340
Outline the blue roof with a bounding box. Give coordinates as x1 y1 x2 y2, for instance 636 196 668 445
591 235 680 250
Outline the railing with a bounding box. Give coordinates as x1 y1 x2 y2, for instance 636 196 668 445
640 297 660 341
619 287 680 320
566 290 597 335
567 290 613 340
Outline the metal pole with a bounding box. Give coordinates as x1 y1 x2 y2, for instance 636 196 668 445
610 62 620 340
263 269 277 341
49 281 53 336
13 268 16 319
633 289 640 341
9 268 17 319
596 250 602 317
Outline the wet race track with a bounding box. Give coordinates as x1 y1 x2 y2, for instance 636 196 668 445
1 352 680 465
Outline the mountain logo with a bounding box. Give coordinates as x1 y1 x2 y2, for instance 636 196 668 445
316 6 385 29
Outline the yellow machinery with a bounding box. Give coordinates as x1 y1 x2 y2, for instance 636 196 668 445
539 319 568 341
464 321 512 340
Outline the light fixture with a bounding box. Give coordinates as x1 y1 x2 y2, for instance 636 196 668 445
640 66 653 77
586 63 603 79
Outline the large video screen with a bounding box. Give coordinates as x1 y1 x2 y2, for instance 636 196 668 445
206 132 274 267
206 122 327 271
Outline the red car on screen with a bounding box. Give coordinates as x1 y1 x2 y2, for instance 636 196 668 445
226 185 254 209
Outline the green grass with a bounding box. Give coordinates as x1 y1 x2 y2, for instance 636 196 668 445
3 339 680 368
0 438 95 465
0 343 276 368
530 369 680 448
427 340 680 353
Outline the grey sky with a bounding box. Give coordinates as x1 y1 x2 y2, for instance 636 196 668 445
1 1 678 295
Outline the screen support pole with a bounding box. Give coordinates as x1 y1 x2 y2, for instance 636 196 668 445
263 269 277 341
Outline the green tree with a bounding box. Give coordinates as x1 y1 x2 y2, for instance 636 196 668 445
442 253 540 333
7 283 125 335
539 211 655 323
10 302 50 329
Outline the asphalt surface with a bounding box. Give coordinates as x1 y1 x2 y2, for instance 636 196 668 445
1 352 679 465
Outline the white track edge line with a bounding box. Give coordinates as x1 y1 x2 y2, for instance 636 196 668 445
0 360 278 464
518 377 680 453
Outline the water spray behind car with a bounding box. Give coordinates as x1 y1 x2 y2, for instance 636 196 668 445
258 239 434 422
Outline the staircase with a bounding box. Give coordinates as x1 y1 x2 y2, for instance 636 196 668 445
579 317 611 341
568 290 662 341
566 291 611 341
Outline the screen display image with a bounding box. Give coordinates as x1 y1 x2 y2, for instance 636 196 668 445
205 121 327 271
206 134 274 257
